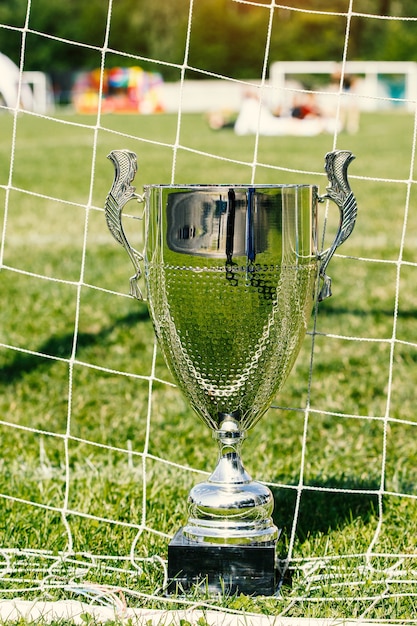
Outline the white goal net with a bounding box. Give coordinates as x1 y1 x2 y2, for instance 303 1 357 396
1 0 417 623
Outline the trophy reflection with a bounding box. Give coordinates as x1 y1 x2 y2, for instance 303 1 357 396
105 150 357 595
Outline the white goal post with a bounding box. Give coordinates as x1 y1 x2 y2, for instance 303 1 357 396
269 60 417 112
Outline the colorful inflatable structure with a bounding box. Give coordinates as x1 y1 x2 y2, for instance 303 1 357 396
72 66 164 114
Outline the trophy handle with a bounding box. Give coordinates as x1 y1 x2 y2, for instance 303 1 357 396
105 149 143 300
318 150 357 301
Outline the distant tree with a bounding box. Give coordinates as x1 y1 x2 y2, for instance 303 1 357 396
269 6 347 66
0 0 27 66
107 0 190 79
348 0 417 62
1 0 417 82
186 0 271 79
0 0 108 69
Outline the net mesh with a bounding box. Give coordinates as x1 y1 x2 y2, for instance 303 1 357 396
1 0 417 622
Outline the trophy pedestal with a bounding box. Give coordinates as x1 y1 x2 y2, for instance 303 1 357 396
167 529 280 596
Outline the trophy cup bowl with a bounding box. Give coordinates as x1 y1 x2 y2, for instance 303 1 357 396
105 150 357 595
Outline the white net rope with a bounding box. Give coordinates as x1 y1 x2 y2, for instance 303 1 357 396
1 0 417 622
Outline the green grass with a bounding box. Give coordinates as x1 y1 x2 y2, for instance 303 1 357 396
1 109 417 620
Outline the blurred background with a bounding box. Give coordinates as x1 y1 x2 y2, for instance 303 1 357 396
1 0 417 116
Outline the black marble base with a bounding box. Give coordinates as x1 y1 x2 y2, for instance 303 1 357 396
167 529 280 596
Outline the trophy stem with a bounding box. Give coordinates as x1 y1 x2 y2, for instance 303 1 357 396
182 419 278 545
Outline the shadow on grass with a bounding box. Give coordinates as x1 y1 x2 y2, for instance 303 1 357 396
272 475 379 545
0 307 150 384
319 302 417 319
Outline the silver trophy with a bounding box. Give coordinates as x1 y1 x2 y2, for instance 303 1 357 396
105 150 357 595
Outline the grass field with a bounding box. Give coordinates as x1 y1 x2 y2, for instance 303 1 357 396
1 109 417 620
